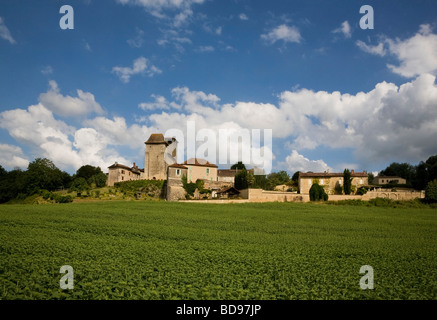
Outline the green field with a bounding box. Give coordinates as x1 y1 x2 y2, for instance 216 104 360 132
0 201 436 300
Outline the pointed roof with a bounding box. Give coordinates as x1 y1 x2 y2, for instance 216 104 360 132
145 133 166 144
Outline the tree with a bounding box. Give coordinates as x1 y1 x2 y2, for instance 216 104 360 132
252 174 268 189
0 169 27 203
26 158 67 193
309 183 328 201
234 168 254 190
413 155 437 190
291 171 300 183
231 161 246 170
69 177 89 194
264 170 290 190
368 172 375 185
76 165 106 187
0 165 7 178
343 169 352 195
425 179 437 203
88 171 107 188
379 162 416 184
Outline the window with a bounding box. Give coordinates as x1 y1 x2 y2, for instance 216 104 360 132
176 169 181 176
206 168 210 174
321 179 324 185
121 170 125 174
360 178 363 184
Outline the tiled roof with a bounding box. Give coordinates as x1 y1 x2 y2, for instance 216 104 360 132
183 158 218 168
218 169 238 177
108 162 143 174
145 133 166 144
169 163 188 169
108 163 132 170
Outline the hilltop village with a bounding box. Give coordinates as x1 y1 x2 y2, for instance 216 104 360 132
107 134 424 202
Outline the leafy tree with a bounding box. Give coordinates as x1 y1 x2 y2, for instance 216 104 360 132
0 169 27 203
413 155 437 190
88 171 107 188
26 158 68 193
0 165 7 178
264 170 290 190
234 168 254 190
379 162 416 184
252 174 268 189
343 169 352 195
69 177 89 194
309 183 328 201
76 165 106 187
230 161 246 170
425 179 437 203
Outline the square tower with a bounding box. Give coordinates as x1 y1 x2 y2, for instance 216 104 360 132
144 133 177 180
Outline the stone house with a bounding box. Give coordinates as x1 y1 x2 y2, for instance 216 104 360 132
182 158 218 182
373 176 406 185
107 162 143 187
299 171 368 195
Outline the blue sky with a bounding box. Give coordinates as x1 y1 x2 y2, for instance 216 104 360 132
1 0 437 175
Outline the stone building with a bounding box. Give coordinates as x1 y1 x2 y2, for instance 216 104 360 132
298 170 368 195
144 134 177 180
182 158 218 182
107 133 234 200
107 162 143 187
373 176 406 185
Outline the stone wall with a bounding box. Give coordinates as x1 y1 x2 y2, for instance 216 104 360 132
240 189 309 202
166 177 186 201
238 188 424 203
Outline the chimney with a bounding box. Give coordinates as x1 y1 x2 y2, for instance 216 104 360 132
133 162 136 168
351 170 355 174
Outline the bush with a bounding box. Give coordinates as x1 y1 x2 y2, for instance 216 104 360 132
425 179 437 203
356 187 368 195
309 183 328 202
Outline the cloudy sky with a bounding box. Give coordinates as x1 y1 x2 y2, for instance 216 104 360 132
1 0 437 175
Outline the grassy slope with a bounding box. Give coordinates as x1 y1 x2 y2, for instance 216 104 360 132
0 201 436 300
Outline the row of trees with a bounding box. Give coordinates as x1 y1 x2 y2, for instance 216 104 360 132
376 155 437 190
0 158 107 203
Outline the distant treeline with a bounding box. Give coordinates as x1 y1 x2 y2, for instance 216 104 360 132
0 158 107 204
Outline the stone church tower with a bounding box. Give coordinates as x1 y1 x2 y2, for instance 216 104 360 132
144 133 177 180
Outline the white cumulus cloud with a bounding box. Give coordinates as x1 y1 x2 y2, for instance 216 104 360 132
0 144 29 169
285 150 331 174
357 24 437 78
38 81 104 117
